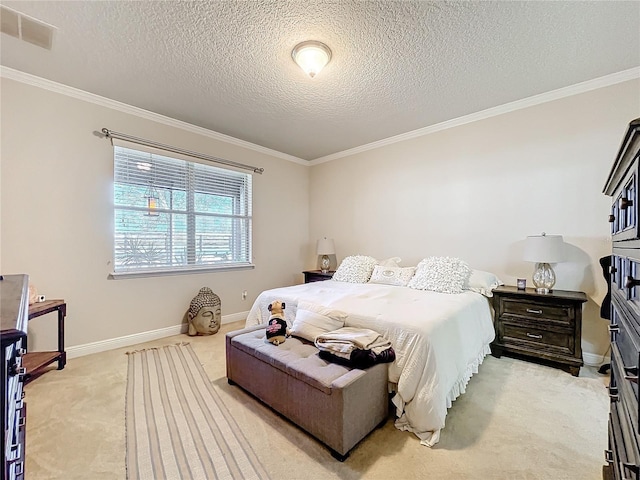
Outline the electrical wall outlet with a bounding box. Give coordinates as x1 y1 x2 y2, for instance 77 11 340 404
242 290 248 300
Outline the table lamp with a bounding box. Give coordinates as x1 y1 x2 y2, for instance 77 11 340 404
316 237 335 273
523 233 565 294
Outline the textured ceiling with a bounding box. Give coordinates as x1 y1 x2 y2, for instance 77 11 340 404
1 1 639 161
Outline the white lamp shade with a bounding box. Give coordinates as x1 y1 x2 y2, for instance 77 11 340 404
316 237 335 255
292 41 331 78
523 234 565 263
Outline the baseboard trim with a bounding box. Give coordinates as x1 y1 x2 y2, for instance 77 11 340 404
66 311 248 359
65 315 610 367
583 351 610 367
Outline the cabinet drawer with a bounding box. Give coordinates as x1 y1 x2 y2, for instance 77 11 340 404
610 399 640 480
612 255 625 292
303 271 334 283
613 345 640 452
306 277 329 283
501 323 574 355
500 298 574 325
611 303 640 406
608 410 624 480
611 159 639 242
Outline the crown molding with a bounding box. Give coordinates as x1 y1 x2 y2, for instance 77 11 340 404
3 65 638 167
310 67 640 165
0 66 308 166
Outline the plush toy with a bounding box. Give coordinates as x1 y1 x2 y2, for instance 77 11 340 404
266 300 290 346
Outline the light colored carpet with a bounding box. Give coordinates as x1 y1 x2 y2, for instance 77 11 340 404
25 321 609 480
125 343 269 480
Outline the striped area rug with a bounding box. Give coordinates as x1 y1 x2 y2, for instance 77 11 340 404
125 343 270 480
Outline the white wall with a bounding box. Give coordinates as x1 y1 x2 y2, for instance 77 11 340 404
0 78 310 352
309 79 640 360
3 74 638 361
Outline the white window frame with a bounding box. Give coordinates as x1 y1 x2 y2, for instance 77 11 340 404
110 145 254 278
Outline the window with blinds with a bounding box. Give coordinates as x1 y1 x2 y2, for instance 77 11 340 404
113 146 252 274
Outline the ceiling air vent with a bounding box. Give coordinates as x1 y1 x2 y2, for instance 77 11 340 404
0 5 55 50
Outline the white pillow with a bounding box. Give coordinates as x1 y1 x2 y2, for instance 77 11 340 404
408 256 471 294
368 265 416 286
464 269 503 297
290 302 347 342
332 255 378 283
377 257 402 267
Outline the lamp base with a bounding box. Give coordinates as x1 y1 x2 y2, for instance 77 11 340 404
320 255 330 274
532 262 556 294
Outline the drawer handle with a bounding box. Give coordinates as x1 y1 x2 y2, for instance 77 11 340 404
526 333 543 339
605 449 614 463
526 309 543 314
609 265 618 274
624 366 639 384
609 324 620 333
621 462 640 476
608 386 619 395
9 365 26 377
609 392 619 402
620 197 634 210
609 214 616 223
625 276 640 289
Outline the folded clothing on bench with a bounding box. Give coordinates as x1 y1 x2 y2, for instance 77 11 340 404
315 327 395 369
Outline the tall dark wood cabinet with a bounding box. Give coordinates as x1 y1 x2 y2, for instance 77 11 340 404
1 275 29 480
603 118 640 480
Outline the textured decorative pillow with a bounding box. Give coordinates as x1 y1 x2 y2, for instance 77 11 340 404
368 265 416 286
408 256 471 294
464 270 504 297
332 255 379 283
290 302 348 342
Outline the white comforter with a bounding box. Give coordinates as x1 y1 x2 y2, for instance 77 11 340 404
245 280 495 447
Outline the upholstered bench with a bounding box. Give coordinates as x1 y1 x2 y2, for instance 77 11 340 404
225 324 389 460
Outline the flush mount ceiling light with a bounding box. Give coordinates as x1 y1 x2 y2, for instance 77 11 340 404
292 40 332 78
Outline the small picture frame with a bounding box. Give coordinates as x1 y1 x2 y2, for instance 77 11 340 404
517 278 527 290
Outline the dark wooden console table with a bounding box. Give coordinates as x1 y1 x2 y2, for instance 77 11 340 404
23 299 66 382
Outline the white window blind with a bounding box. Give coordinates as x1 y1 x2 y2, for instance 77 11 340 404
113 146 252 274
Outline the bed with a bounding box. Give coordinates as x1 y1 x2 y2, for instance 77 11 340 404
245 274 496 447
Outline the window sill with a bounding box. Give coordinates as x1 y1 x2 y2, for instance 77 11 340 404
109 263 255 279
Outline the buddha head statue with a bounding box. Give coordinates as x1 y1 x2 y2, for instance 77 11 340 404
187 287 221 336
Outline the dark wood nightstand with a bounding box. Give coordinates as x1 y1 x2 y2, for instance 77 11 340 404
303 270 335 283
491 285 587 376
